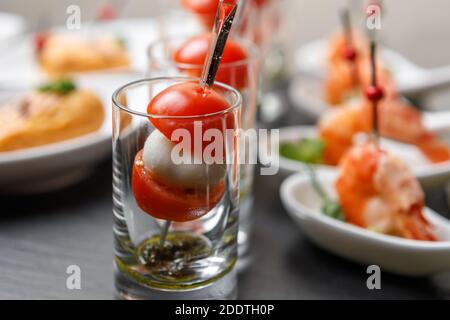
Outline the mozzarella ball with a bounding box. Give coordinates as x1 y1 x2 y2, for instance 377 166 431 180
142 129 226 189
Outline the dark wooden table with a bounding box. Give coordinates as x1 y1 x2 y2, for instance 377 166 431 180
1 101 450 300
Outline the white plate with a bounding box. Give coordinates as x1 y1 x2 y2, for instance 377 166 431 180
0 12 26 52
0 71 141 193
280 170 450 276
294 39 450 97
262 125 450 189
0 16 203 193
0 17 203 86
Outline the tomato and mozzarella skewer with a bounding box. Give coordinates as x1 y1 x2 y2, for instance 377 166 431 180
132 83 232 222
132 1 239 224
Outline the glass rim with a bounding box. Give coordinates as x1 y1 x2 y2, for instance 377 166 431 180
112 76 242 119
147 34 260 70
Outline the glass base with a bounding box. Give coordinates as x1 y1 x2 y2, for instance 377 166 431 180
236 230 252 272
115 266 237 300
237 196 253 273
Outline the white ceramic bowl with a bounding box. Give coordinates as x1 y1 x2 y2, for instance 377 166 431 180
0 17 203 87
280 170 450 276
262 125 450 189
0 12 26 50
0 71 140 193
0 16 204 193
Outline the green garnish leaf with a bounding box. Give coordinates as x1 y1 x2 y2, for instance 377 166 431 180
306 165 346 222
116 36 126 48
321 200 345 221
280 138 325 164
38 79 76 94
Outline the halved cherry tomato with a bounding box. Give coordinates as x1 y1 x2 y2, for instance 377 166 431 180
147 82 236 147
181 0 219 15
132 151 225 222
181 0 218 27
181 0 237 27
173 33 249 89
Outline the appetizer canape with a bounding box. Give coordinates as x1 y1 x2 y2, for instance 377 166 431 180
35 33 129 75
336 143 436 241
283 71 450 167
132 82 232 222
324 31 397 105
318 98 450 165
0 79 104 152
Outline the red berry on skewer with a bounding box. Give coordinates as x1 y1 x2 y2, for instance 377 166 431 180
365 85 384 102
341 46 357 62
34 32 48 54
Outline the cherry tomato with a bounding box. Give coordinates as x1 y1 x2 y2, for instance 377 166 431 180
181 0 219 15
147 82 236 147
173 34 249 89
96 4 117 21
181 0 218 27
132 150 225 222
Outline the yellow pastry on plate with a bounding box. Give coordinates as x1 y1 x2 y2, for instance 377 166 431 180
0 79 104 152
36 33 129 75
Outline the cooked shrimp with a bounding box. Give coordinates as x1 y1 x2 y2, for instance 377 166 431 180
318 99 450 165
324 32 397 105
328 31 368 64
336 143 436 241
324 60 356 105
318 103 364 165
325 31 363 105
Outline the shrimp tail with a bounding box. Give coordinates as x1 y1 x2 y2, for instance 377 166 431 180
396 205 437 241
415 133 450 163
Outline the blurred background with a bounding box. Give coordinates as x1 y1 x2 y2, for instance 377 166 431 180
2 0 450 66
1 0 450 300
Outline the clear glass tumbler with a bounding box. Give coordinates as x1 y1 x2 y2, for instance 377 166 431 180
239 0 292 124
112 77 241 299
147 35 260 270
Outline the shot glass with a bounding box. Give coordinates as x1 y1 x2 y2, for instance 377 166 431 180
112 77 241 299
147 35 260 270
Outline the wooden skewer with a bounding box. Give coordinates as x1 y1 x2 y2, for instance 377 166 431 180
340 7 358 87
159 220 171 247
370 40 379 145
340 7 353 47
